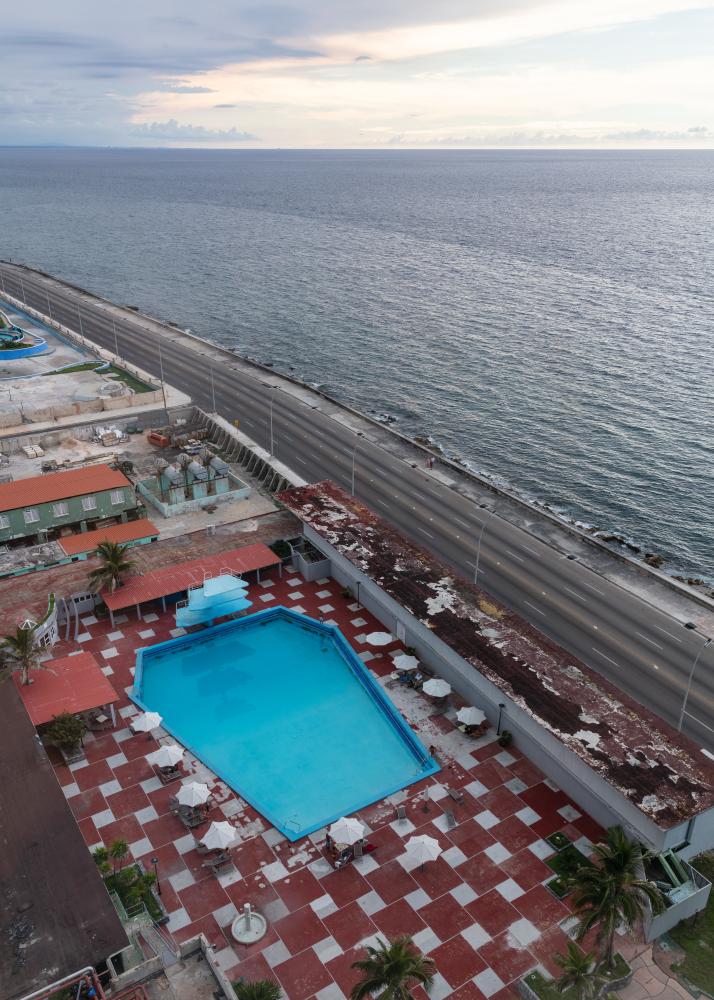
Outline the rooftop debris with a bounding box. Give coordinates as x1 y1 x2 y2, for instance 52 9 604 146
278 481 714 828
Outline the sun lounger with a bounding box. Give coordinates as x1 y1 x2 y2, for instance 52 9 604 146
445 810 457 829
448 788 464 804
395 804 408 823
155 764 182 784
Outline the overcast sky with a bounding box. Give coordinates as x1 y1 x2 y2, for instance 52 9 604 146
3 0 713 147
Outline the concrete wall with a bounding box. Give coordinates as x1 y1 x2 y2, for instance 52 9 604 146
137 471 250 518
646 860 712 941
0 484 137 543
303 525 699 854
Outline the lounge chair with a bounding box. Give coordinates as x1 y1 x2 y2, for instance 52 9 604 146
448 788 464 805
395 804 408 823
155 764 182 784
445 810 457 829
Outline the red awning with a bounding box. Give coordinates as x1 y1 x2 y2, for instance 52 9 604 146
59 519 159 556
102 542 281 611
14 651 119 726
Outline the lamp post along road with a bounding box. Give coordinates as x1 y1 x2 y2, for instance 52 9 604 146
112 316 119 357
474 507 497 586
678 638 712 732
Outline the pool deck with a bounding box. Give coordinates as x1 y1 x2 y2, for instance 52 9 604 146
38 567 634 1000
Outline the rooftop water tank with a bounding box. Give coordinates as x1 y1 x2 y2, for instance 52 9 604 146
163 464 182 486
210 455 229 475
188 460 208 481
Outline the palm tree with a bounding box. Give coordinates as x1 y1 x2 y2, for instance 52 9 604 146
1 624 40 685
555 941 601 998
233 980 282 1000
350 936 435 999
570 826 665 970
88 541 135 593
108 838 129 873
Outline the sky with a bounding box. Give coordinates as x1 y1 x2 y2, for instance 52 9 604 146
2 0 713 148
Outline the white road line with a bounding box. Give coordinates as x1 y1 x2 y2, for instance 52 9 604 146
563 586 588 603
652 624 682 643
686 714 714 735
592 647 620 668
635 631 663 651
523 600 546 617
415 526 434 539
295 457 308 466
520 544 540 556
453 517 472 530
581 580 605 596
506 550 525 563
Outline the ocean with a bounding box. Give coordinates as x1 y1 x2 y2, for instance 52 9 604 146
0 147 711 580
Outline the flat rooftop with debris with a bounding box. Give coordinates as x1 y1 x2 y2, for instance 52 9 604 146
279 481 714 829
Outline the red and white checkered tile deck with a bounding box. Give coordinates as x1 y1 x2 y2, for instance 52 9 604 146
49 567 612 999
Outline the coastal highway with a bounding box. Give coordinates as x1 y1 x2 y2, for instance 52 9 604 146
2 261 712 752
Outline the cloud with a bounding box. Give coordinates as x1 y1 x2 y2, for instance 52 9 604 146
214 103 239 108
130 118 258 143
605 126 713 140
167 85 216 93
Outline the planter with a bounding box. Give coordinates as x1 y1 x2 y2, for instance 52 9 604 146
59 744 86 765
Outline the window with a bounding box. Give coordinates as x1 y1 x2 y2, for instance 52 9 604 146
110 489 125 505
23 508 39 524
53 502 69 517
0 514 9 529
82 496 97 512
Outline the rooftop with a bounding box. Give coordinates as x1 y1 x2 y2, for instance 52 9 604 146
278 481 714 828
14 651 119 726
58 518 159 556
0 463 130 513
0 683 127 999
101 541 281 611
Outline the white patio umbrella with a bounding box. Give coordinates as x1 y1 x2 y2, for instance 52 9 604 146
329 816 365 846
406 834 442 868
177 781 210 807
456 706 486 726
365 631 394 647
393 653 419 672
423 678 451 698
131 711 163 733
148 743 184 768
200 821 237 851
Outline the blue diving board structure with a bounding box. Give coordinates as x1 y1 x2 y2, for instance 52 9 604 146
175 573 252 628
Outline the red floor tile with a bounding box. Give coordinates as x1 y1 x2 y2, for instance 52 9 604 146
68 786 107 822
173 913 227 950
178 875 230 922
478 787 524 821
450 981 489 1000
514 884 570 932
137 841 187 879
529 924 573 978
367 859 418 905
429 935 487 988
501 850 552 893
489 816 537 855
325 946 363 997
274 947 334 1000
228 950 274 986
469 760 511 789
105 784 150 819
232 835 277 876
323 901 378 951
447 819 496 858
112 756 155 788
322 863 372 908
410 856 462 899
371 898 426 939
456 854 506 896
99 813 144 847
84 733 120 763
74 759 115 792
143 812 185 850
479 931 538 985
509 758 544 788
274 867 325 910
419 893 473 940
465 890 521 937
274 905 328 955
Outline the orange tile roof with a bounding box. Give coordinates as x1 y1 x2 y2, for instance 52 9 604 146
102 542 281 611
14 651 119 726
0 464 131 513
59 519 159 556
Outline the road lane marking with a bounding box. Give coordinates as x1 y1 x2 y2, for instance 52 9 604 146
635 631 663 651
453 517 472 530
563 586 588 603
523 600 545 617
375 500 390 509
415 527 434 539
592 647 620 668
520 544 540 556
505 550 525 563
581 580 605 596
686 714 714 735
652 624 682 643
295 457 308 466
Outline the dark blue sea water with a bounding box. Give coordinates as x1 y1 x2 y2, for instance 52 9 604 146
0 148 711 579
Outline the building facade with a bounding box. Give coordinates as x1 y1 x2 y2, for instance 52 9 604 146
0 464 137 545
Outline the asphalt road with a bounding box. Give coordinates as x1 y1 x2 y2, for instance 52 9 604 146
2 261 712 751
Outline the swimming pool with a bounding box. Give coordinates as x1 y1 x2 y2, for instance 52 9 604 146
132 607 438 839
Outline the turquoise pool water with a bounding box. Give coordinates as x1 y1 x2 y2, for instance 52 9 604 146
133 608 438 839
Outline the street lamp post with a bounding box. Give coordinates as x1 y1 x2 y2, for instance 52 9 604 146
497 703 506 735
112 316 119 357
76 305 85 338
151 857 161 896
157 338 169 421
474 505 497 586
678 637 712 732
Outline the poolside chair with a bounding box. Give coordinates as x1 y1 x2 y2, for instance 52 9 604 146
448 788 464 805
395 804 408 824
353 840 364 861
445 810 457 829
